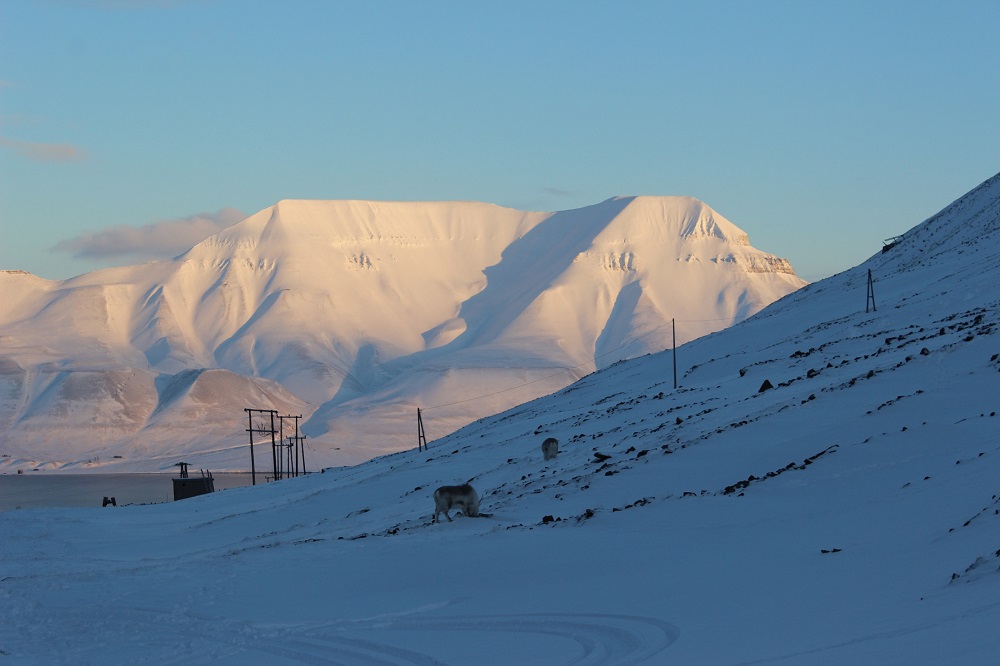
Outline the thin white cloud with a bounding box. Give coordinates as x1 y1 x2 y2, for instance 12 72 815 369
57 0 197 8
0 136 88 162
51 208 246 261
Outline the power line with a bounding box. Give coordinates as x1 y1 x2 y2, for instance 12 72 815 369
423 312 751 411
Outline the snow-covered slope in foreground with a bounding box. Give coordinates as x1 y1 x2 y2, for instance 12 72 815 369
0 196 804 471
2 171 999 663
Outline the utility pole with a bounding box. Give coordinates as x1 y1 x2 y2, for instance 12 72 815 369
246 409 256 484
270 410 278 481
672 318 678 389
245 408 278 485
417 408 428 452
866 269 877 313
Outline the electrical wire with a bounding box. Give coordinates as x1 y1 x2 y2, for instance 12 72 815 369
423 312 752 411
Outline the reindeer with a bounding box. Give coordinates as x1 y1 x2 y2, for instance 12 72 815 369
433 484 480 523
541 437 559 461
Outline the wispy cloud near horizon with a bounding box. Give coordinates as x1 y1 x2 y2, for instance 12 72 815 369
0 136 88 162
51 208 247 261
539 187 575 198
60 0 195 9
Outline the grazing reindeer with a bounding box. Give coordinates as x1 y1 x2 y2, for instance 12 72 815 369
541 437 559 461
433 484 480 523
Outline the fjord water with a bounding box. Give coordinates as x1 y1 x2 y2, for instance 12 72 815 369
0 472 256 511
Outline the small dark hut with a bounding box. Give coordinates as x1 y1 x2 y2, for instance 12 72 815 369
172 462 215 501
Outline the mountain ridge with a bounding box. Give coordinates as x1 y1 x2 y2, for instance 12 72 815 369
0 195 805 471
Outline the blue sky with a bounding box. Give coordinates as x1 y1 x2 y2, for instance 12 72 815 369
1 0 998 282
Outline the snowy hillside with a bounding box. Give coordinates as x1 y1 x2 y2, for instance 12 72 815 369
1 172 997 663
0 196 804 471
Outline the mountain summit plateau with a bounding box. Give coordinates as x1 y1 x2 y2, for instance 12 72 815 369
0 196 804 470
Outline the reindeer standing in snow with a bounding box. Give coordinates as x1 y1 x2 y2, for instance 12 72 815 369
541 437 559 461
432 484 480 523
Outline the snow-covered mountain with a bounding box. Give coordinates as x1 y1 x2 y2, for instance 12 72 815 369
2 171 997 663
0 196 804 471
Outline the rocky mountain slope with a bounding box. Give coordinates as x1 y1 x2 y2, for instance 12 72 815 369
0 196 804 471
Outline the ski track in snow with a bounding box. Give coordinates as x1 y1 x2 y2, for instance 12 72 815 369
20 601 678 665
731 598 1000 666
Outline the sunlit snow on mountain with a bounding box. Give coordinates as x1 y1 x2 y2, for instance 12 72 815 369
0 196 804 471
